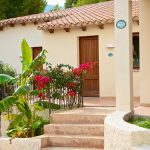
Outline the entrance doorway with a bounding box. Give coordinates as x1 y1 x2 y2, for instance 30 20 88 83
79 36 99 97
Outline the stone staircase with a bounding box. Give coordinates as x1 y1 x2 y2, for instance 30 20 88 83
41 107 114 150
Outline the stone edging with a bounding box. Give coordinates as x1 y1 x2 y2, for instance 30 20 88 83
104 111 150 150
0 135 49 150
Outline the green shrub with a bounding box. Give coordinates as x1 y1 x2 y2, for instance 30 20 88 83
0 61 16 100
129 117 150 129
0 61 16 77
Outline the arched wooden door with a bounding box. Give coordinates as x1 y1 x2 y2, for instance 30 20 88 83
79 36 99 97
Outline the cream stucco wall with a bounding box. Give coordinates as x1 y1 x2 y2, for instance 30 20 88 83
140 0 150 105
0 23 43 73
0 22 140 97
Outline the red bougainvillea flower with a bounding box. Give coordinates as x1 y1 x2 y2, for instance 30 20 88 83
38 91 43 99
67 82 76 88
38 91 46 99
72 62 95 76
34 75 50 90
67 90 76 97
72 68 82 76
80 62 94 71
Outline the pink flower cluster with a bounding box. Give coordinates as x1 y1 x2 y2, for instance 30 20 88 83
80 62 94 71
67 90 76 97
72 62 95 76
34 75 50 99
34 75 50 90
67 82 76 88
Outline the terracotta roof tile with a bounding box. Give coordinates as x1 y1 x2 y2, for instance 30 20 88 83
0 0 139 30
38 0 139 30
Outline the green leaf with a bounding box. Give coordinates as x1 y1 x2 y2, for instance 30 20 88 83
8 113 25 129
30 90 40 96
0 74 14 84
16 102 32 121
0 96 18 112
13 85 30 96
21 39 32 73
22 49 47 77
34 101 61 110
31 119 43 129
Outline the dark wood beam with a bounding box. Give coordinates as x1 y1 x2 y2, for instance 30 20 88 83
64 28 70 32
33 21 38 25
0 26 3 31
81 26 86 31
10 23 15 27
98 24 104 29
49 29 54 33
21 22 26 26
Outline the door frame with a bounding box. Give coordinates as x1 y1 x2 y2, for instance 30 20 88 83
78 35 100 97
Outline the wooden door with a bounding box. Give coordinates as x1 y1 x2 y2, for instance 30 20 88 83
32 47 42 89
32 47 42 60
79 36 99 97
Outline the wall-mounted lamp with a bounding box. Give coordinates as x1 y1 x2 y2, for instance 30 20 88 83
106 43 115 49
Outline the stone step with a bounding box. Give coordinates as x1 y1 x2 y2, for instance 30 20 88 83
44 124 104 136
45 135 104 148
41 147 103 150
51 114 106 124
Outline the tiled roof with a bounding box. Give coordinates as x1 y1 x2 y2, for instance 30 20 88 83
0 0 139 31
0 10 69 27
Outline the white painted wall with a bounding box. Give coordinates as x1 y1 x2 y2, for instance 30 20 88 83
140 0 150 105
0 23 43 73
0 22 140 97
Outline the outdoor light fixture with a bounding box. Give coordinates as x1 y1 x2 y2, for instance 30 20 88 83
106 43 115 49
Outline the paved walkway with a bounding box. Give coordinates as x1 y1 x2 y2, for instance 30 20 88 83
83 97 140 107
83 97 150 117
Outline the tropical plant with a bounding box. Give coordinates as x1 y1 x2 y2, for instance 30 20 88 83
0 39 60 138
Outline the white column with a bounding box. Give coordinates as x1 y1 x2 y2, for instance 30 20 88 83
115 0 133 111
140 0 150 106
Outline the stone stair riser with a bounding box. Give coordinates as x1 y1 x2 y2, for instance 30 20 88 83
47 136 104 148
44 124 104 136
51 114 106 124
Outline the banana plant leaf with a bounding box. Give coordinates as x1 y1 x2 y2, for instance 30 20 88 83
22 49 47 77
8 113 25 129
13 85 30 96
21 39 32 73
0 96 18 112
0 74 14 84
16 102 32 121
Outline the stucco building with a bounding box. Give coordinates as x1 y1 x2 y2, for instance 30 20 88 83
0 0 140 98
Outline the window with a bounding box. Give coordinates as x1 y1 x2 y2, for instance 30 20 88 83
133 33 140 69
32 47 42 60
